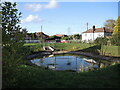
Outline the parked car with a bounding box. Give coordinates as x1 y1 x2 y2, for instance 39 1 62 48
60 40 68 43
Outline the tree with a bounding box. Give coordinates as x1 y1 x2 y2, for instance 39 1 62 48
61 36 69 40
112 16 120 35
111 16 120 46
32 33 35 40
94 37 108 45
94 37 109 56
47 35 61 40
73 34 81 40
110 33 120 46
2 2 27 69
104 19 116 30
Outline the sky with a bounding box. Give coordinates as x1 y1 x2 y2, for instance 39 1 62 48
6 0 118 36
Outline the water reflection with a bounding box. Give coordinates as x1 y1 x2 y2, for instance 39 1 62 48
31 54 119 72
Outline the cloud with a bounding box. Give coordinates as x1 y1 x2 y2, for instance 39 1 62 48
25 4 43 12
21 14 44 23
44 0 58 9
24 0 58 12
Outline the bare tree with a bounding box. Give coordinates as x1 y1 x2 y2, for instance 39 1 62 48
104 19 116 30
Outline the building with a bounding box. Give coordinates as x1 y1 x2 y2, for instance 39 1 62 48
25 32 49 43
54 34 68 37
25 32 49 40
82 25 113 43
25 33 32 40
35 32 49 39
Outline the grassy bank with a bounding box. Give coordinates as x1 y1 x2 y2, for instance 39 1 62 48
24 43 95 51
24 43 120 57
3 64 120 88
101 45 120 57
3 43 120 88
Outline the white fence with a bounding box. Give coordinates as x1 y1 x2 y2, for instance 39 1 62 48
25 40 40 43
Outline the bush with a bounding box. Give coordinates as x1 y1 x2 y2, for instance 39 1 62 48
94 37 108 45
61 37 69 40
110 33 120 46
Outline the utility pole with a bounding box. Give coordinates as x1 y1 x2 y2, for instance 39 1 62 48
41 25 42 32
41 25 43 43
41 25 45 48
87 22 88 30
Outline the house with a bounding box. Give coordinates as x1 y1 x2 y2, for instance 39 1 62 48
25 32 49 40
82 25 113 42
54 34 68 37
25 33 33 40
35 32 49 39
45 35 61 43
25 32 49 43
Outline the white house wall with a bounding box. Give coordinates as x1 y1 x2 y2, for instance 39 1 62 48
82 32 104 42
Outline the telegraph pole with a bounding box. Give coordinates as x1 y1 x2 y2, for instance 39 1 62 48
41 25 43 43
87 22 88 30
41 25 42 32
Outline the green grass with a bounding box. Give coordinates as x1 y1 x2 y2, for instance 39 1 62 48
3 43 120 88
24 43 120 57
101 45 120 57
24 43 40 46
3 64 120 88
24 43 95 52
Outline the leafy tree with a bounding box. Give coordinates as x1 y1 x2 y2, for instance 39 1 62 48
94 37 108 45
110 33 120 46
22 28 28 37
104 19 116 30
112 16 120 35
2 2 27 70
47 35 61 40
94 37 109 55
61 36 69 40
32 33 35 40
73 34 81 40
111 16 120 46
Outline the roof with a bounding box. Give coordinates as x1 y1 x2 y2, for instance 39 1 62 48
55 34 65 37
35 32 49 37
83 28 113 33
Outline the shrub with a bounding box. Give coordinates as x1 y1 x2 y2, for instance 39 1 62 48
110 32 120 46
94 37 108 45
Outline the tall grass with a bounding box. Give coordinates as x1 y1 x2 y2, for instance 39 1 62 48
3 64 120 88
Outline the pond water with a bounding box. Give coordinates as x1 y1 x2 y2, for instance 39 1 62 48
31 54 116 72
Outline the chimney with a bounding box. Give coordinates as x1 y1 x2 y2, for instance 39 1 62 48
103 27 106 32
92 25 95 33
